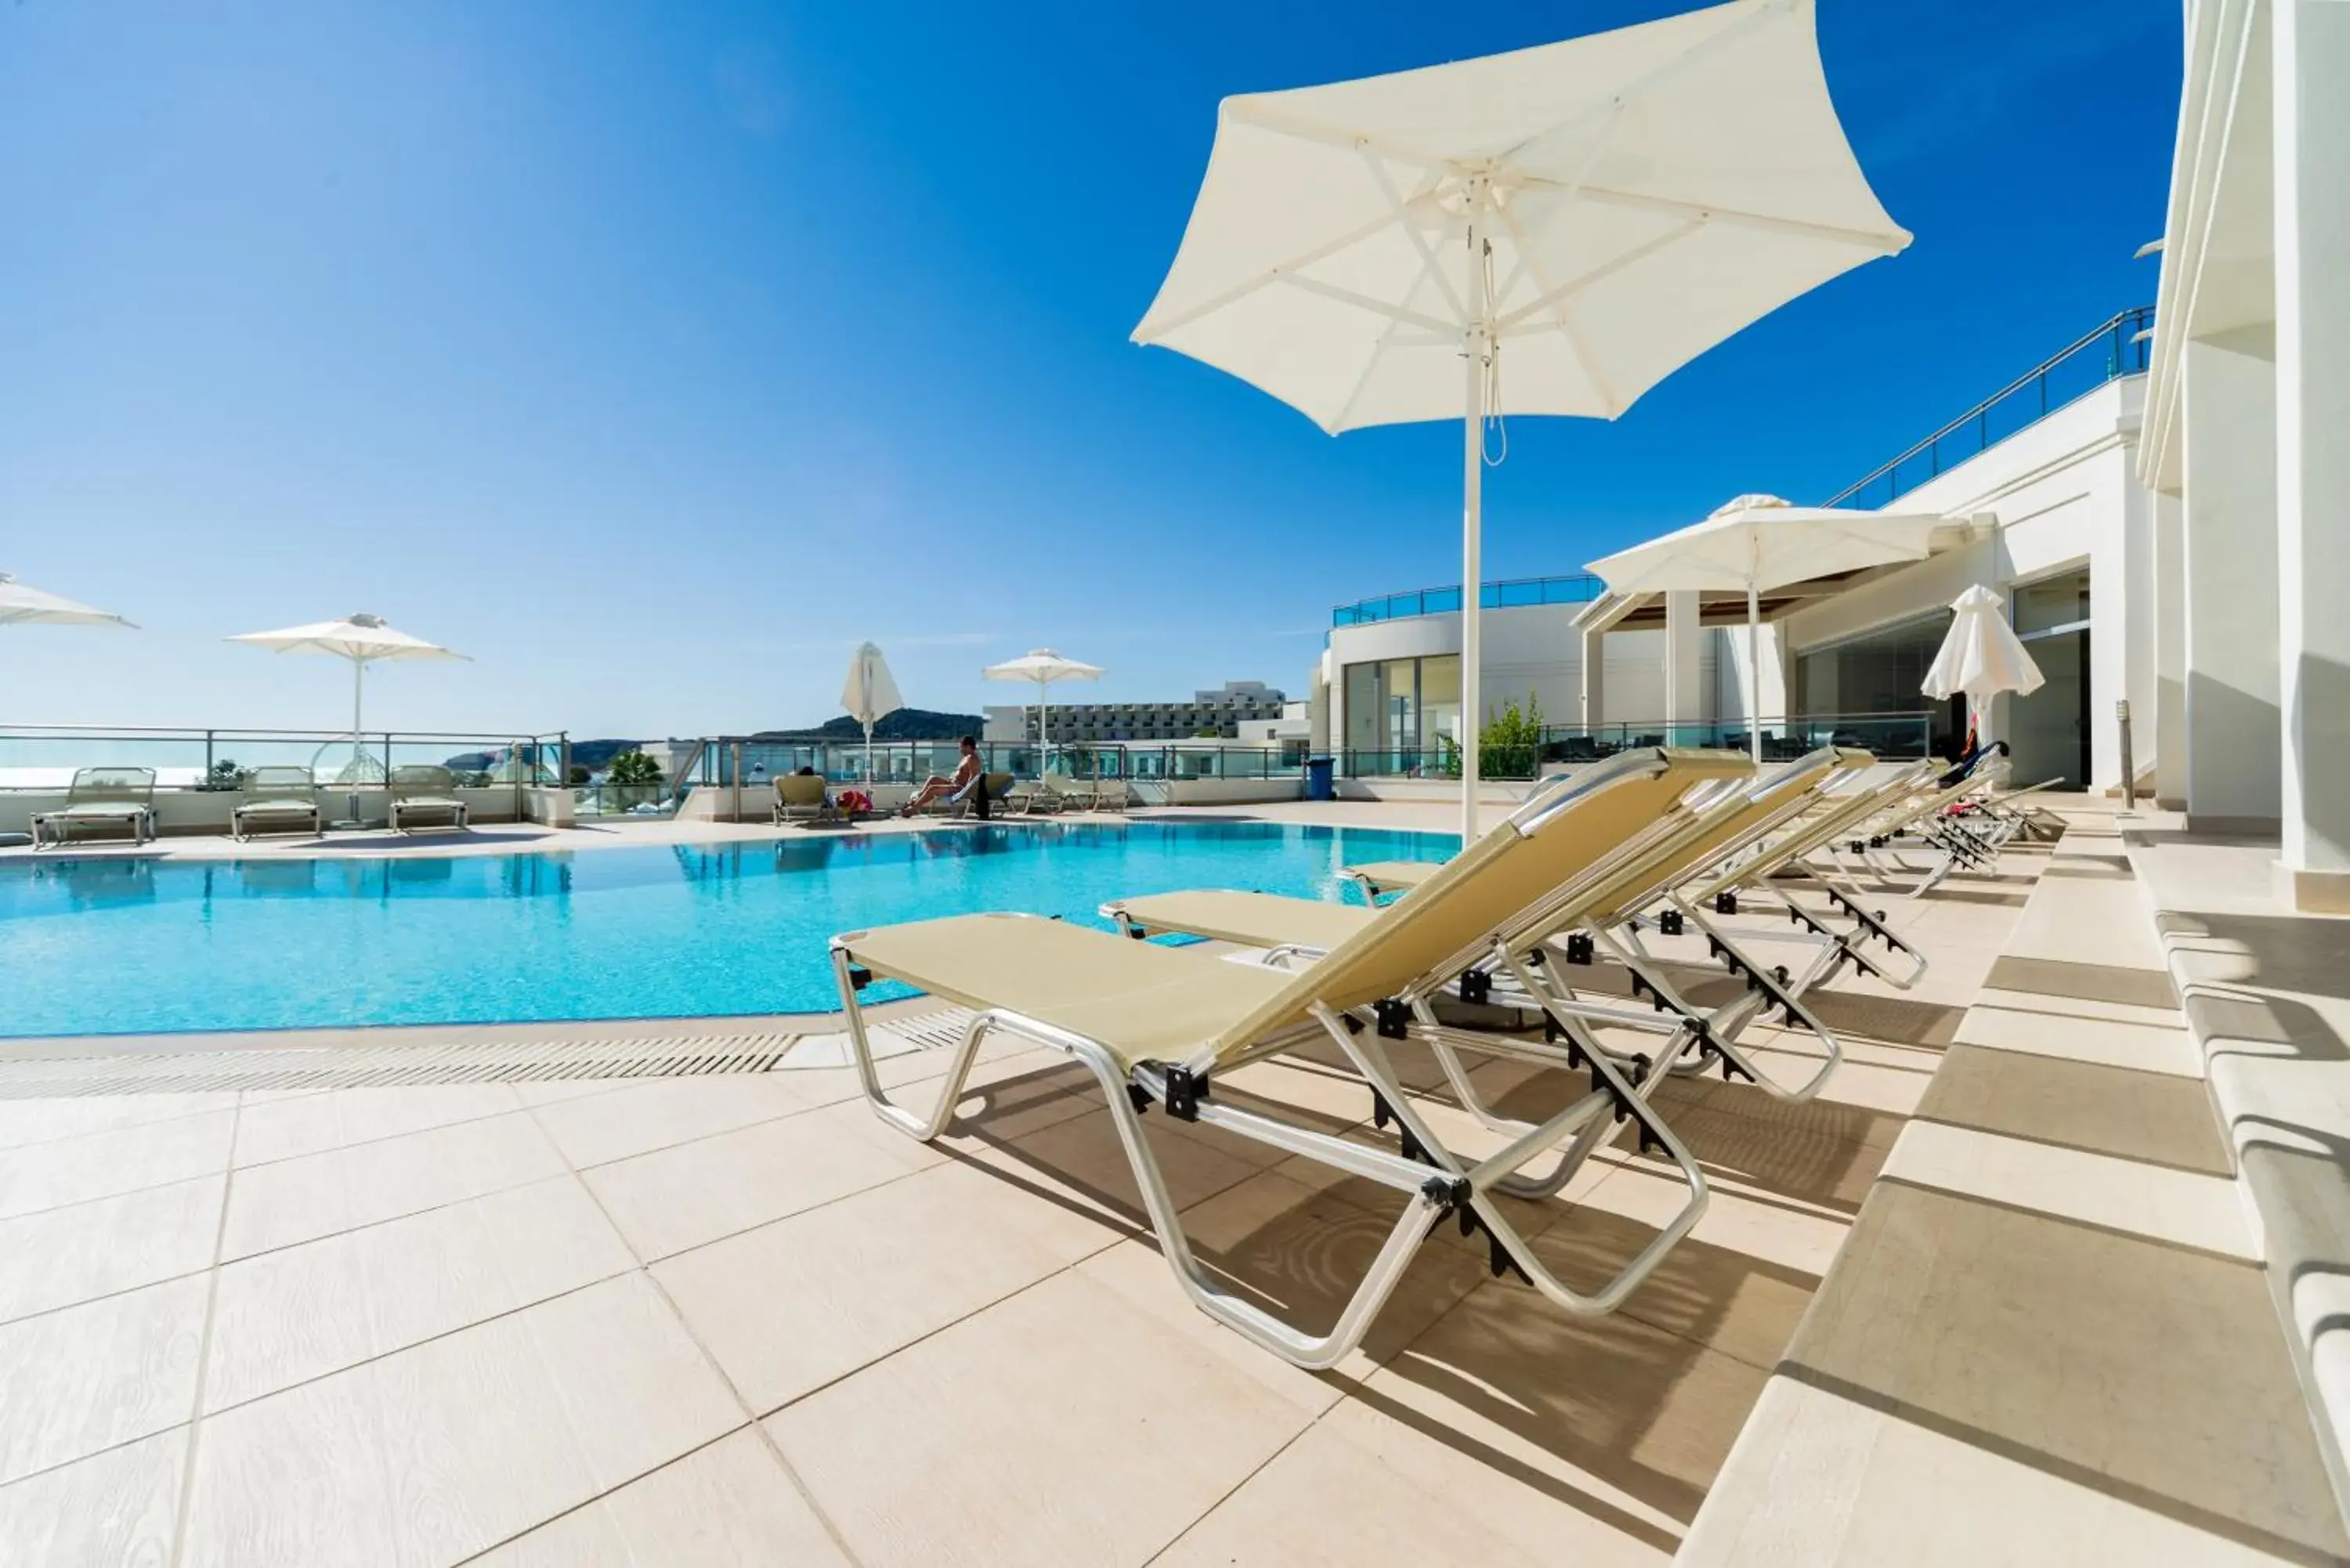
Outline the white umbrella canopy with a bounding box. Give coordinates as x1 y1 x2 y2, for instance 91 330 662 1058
983 649 1102 765
1923 583 2045 714
227 614 468 811
0 573 136 629
840 641 906 784
1133 0 1909 839
1585 495 1943 759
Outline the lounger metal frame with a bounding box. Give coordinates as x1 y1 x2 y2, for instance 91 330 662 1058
830 751 1734 1369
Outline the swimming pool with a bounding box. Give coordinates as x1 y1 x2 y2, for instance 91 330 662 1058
0 822 1456 1039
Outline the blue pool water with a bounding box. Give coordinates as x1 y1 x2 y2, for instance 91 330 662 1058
0 822 1456 1038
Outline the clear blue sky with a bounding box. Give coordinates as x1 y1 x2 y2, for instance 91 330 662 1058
0 1 2178 739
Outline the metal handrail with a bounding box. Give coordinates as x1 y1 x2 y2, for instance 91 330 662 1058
1332 572 1606 628
1824 306 2154 509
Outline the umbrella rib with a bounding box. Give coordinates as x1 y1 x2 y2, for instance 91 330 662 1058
1492 215 1705 335
1275 273 1457 337
1518 179 1908 252
1356 146 1468 327
1488 199 1627 416
1220 99 1455 177
1133 208 1419 342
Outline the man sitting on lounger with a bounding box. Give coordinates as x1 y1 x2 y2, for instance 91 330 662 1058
902 736 985 817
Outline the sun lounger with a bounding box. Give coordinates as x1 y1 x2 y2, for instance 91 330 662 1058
387 765 471 833
231 766 323 841
1047 777 1101 813
1000 779 1061 816
773 775 841 826
1109 748 1871 1105
831 747 1751 1367
31 767 157 850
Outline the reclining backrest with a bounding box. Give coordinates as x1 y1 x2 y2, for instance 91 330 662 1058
68 767 156 805
1207 748 1754 1057
777 775 827 807
389 764 457 797
1556 746 1861 929
243 766 317 799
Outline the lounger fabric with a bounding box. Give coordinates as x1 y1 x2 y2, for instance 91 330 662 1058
845 913 1295 1071
1115 890 1376 952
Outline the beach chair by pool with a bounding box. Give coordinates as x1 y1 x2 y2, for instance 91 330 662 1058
928 771 1014 819
232 766 323 841
1000 779 1059 816
1107 747 1872 1106
31 767 157 850
387 765 471 834
773 775 841 826
1090 777 1129 813
831 747 1749 1369
1046 776 1101 813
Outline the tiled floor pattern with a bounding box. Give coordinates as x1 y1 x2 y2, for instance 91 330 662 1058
0 830 2217 1568
1680 813 2350 1568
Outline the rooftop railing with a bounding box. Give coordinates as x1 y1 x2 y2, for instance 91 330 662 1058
1824 306 2155 510
1332 572 1605 629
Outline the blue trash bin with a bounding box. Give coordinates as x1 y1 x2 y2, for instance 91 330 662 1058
1304 756 1335 801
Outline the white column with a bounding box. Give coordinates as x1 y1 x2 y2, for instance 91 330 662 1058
2182 330 2283 831
1581 625 1607 732
1663 590 1703 736
2153 487 2189 808
2273 0 2350 908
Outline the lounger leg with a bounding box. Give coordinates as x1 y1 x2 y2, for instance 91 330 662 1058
1591 918 1842 1103
1331 992 1710 1318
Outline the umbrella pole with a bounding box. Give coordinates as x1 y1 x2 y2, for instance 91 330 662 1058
351 656 366 826
864 721 873 788
1459 204 1488 847
1747 579 1762 764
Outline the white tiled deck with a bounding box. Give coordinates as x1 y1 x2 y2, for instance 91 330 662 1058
0 800 2337 1566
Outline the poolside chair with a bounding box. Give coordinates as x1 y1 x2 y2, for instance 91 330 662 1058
927 771 1014 819
387 765 470 834
1000 779 1059 816
773 775 841 827
1108 747 1873 1107
1090 777 1129 813
1046 776 1101 813
31 767 157 850
831 747 1751 1369
231 766 323 841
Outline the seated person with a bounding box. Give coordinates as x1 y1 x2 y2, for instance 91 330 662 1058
902 736 985 816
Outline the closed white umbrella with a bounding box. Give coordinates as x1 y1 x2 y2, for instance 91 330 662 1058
1923 583 2044 745
841 641 905 785
1586 495 1943 759
0 573 136 629
983 649 1101 768
1133 0 1909 840
228 613 468 822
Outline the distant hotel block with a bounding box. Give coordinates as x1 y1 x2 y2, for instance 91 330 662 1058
984 681 1296 744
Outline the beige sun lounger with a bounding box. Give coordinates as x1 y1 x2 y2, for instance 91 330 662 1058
232 766 323 841
31 767 157 850
772 775 841 826
387 765 471 833
1108 747 1875 1105
832 746 1750 1369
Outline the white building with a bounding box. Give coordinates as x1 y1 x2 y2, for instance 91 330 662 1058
983 680 1290 745
1320 309 2153 791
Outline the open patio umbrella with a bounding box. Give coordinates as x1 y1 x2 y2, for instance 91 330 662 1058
228 613 468 821
1585 495 1942 760
841 641 905 785
1923 583 2044 748
1133 0 1909 841
983 649 1101 767
0 573 136 629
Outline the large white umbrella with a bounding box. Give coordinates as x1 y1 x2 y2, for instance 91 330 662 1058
983 649 1101 767
840 641 905 785
0 573 136 629
1586 495 1942 759
1133 0 1909 840
228 613 468 819
1923 583 2044 744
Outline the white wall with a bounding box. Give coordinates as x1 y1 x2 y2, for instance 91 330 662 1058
1777 378 2146 789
